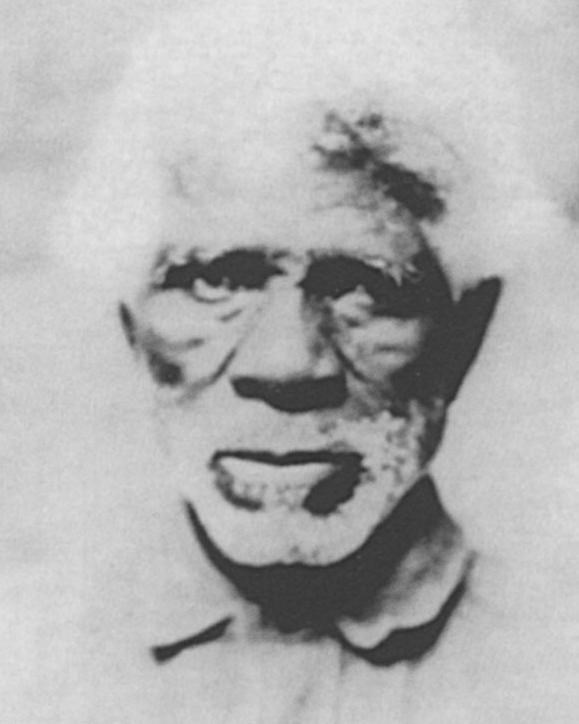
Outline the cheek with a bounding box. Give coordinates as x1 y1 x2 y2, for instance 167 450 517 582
135 291 258 387
142 291 229 343
334 316 431 383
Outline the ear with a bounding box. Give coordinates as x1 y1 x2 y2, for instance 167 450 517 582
118 302 138 348
437 277 502 403
394 278 502 405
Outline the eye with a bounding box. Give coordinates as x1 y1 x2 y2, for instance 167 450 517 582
301 254 451 319
301 256 383 301
155 250 282 303
191 277 234 303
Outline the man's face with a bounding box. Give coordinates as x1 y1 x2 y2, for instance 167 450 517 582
122 116 454 567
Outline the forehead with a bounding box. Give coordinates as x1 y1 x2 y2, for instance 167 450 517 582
161 109 429 264
62 0 530 306
165 183 425 265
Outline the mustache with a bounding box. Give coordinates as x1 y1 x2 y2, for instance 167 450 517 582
207 403 433 454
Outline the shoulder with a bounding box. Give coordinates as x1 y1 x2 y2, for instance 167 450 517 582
407 554 579 723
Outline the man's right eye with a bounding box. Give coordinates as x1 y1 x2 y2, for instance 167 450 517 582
155 250 282 302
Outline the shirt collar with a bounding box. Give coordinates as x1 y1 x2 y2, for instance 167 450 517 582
149 476 473 661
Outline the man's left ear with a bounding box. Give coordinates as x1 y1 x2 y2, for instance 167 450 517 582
436 277 502 404
397 277 502 405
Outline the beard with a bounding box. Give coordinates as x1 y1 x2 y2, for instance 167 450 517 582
164 396 445 568
186 474 445 633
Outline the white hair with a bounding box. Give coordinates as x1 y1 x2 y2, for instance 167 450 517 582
50 0 563 310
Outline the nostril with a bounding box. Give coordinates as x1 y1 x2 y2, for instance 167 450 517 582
231 374 347 412
232 376 263 400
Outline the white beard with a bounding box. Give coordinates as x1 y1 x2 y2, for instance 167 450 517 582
163 399 443 566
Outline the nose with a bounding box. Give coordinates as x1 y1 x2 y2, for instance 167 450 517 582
229 287 346 412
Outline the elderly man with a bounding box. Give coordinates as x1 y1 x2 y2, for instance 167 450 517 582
7 1 578 722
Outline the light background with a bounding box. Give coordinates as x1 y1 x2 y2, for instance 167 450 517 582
0 0 579 272
1 1 579 719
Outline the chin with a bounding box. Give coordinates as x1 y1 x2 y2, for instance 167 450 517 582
182 400 442 567
186 473 438 632
185 429 431 567
187 466 417 567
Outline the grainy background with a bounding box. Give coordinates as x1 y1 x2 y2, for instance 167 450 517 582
1 0 579 273
0 0 187 271
1 1 579 719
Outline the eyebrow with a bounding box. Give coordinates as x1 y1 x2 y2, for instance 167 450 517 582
154 246 429 278
307 249 441 285
151 247 283 290
157 245 280 263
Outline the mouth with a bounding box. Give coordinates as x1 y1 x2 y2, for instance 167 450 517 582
211 450 364 516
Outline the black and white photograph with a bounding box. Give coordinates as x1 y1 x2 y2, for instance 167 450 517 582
1 1 579 721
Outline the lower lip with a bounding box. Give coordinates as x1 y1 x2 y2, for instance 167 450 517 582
212 455 362 516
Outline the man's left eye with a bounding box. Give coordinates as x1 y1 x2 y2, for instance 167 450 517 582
301 253 453 320
156 250 282 302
